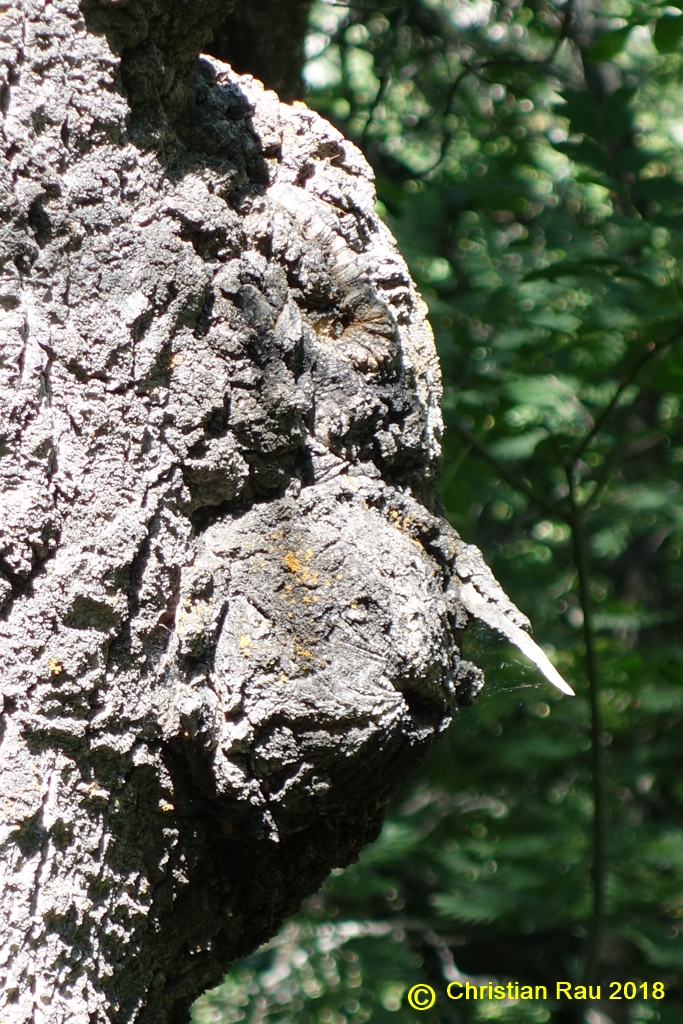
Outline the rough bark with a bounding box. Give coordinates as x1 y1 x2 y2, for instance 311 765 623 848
0 2 553 1022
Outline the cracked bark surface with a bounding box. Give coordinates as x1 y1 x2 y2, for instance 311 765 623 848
0 2 546 1022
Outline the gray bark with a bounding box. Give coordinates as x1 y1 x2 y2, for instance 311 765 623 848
0 2 553 1021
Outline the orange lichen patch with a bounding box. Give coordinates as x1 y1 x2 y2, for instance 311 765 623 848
388 508 415 533
303 596 311 604
48 658 64 677
284 550 304 574
168 353 181 369
159 801 175 812
282 549 322 591
239 635 251 649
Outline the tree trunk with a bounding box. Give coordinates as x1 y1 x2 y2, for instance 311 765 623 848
0 2 539 1021
207 0 312 101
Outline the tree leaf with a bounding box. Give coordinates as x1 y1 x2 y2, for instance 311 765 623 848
603 86 636 141
653 14 683 54
554 88 603 138
553 139 611 173
588 26 633 63
632 176 683 203
487 428 550 460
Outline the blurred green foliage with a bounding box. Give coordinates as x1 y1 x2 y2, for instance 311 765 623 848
193 2 683 1022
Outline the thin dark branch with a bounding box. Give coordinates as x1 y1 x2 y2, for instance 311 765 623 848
566 469 605 989
361 6 407 140
574 327 683 466
319 1 395 8
545 0 575 67
361 67 391 139
416 67 471 177
458 0 577 89
447 415 566 519
583 426 667 512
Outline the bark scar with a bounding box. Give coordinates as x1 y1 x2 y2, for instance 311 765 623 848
271 183 399 373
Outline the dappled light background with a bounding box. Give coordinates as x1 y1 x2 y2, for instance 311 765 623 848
193 2 683 1021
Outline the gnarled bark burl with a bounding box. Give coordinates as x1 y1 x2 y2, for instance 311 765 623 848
0 3 557 1021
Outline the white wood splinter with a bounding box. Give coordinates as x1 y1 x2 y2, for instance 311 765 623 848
455 545 575 697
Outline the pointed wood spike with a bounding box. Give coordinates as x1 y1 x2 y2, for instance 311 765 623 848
459 582 575 697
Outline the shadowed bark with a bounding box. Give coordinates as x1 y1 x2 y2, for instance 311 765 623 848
207 0 312 101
